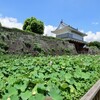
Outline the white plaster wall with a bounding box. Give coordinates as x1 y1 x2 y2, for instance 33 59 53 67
56 29 71 35
55 27 83 41
71 32 83 40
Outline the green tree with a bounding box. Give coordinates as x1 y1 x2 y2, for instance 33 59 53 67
88 41 100 49
23 17 44 35
0 22 2 27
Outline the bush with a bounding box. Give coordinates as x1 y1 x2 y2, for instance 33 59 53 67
88 41 100 49
0 41 8 50
0 41 8 54
0 22 2 27
65 48 71 54
33 43 43 52
88 46 100 54
0 48 5 54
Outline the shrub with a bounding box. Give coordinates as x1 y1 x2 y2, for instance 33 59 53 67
0 41 8 50
88 41 100 49
0 22 2 27
0 48 5 54
33 43 43 52
24 42 31 48
88 46 100 54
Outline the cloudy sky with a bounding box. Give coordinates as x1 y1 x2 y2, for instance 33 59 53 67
0 0 100 42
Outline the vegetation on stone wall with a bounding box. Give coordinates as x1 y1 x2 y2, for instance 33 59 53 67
0 41 8 53
88 46 100 54
0 25 100 55
0 26 78 55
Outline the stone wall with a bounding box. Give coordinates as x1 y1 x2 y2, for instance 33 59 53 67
0 26 77 55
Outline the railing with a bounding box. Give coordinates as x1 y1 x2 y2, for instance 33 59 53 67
80 80 100 100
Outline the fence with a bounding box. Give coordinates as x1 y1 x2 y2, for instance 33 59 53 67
80 80 100 100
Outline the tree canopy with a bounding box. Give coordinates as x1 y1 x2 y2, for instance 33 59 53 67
23 17 44 35
88 41 100 49
0 22 2 27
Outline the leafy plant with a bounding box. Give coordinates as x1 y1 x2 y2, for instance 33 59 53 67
33 43 43 52
0 55 100 100
0 22 2 27
88 41 100 49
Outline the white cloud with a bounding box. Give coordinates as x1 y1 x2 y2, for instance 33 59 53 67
0 16 100 42
92 22 99 25
44 26 100 42
0 16 56 37
44 25 100 42
79 30 84 33
0 16 23 29
0 14 2 17
44 25 56 37
84 31 100 42
71 29 100 42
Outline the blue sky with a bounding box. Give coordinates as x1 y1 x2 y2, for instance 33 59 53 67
0 0 100 41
